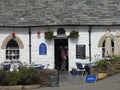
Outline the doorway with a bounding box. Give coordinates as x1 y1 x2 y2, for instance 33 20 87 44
54 38 68 71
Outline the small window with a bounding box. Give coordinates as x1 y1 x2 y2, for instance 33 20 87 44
6 48 19 60
39 43 47 55
57 28 65 35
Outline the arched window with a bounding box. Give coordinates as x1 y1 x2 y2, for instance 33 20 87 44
98 31 114 58
57 28 65 35
39 43 47 55
6 39 19 60
102 40 114 57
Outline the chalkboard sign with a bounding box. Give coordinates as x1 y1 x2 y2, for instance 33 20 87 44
76 45 85 59
39 43 47 55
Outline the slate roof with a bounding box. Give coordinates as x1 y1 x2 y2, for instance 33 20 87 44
0 0 120 26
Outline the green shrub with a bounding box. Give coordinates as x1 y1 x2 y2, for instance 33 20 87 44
110 55 120 61
96 60 107 68
5 71 20 85
0 66 41 86
0 70 7 85
0 70 20 85
18 66 41 85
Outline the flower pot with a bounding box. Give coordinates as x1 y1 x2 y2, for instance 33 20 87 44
97 73 107 80
69 31 79 38
70 70 77 75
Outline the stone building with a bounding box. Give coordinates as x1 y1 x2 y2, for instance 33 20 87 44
0 0 120 71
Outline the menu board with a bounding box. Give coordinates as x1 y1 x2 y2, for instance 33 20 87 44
76 45 85 59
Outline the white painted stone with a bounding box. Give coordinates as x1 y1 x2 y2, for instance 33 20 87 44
0 26 119 71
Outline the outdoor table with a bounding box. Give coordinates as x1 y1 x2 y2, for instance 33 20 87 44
29 64 45 70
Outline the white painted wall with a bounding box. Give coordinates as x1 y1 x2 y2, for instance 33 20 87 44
91 26 119 62
31 27 55 69
0 26 120 71
0 28 29 64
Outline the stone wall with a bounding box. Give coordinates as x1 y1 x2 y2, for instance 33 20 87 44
91 61 120 76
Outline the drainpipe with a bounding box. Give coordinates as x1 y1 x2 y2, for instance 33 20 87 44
29 27 32 64
88 26 92 63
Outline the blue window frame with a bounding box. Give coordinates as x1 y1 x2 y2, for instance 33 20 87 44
39 43 47 55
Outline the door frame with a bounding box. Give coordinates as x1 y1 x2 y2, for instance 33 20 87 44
54 38 69 71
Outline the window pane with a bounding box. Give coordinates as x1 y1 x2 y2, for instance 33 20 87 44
5 39 19 60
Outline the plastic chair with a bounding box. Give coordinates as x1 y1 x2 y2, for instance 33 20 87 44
3 64 11 70
75 62 86 76
29 64 45 70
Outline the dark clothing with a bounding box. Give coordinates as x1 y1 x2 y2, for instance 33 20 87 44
84 65 90 75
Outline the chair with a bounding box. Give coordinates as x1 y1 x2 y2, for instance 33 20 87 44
3 64 11 70
84 64 91 75
75 62 86 76
29 64 45 70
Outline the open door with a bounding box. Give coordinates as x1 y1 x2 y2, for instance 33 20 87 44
54 38 68 71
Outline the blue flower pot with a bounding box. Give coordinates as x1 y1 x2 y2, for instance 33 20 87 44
70 70 77 75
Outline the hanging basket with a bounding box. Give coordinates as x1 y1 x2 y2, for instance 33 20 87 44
69 31 79 38
44 31 54 40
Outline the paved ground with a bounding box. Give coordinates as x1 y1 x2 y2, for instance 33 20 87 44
58 71 84 86
33 72 120 90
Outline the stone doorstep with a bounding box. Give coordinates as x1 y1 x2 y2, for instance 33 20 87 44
0 84 41 90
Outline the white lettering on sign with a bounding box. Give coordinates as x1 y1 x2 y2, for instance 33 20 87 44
85 75 96 83
87 77 94 80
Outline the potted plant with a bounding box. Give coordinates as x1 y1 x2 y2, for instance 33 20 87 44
70 68 77 75
69 30 79 38
95 60 107 79
44 31 54 40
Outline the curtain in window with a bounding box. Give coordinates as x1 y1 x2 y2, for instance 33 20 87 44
105 31 113 56
114 30 120 56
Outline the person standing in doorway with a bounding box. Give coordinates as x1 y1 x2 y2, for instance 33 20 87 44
60 46 67 71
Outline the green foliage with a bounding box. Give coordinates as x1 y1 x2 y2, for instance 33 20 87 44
69 31 79 38
0 70 7 85
44 31 54 40
110 55 120 61
0 66 41 86
6 71 20 85
18 66 41 85
0 70 20 85
96 60 107 68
